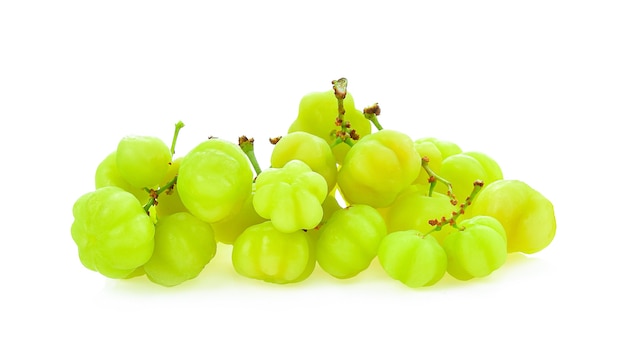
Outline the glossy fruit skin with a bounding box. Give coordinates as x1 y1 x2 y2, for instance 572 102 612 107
143 212 216 287
253 159 327 233
211 188 265 245
71 186 155 279
384 188 457 244
378 230 447 288
464 151 503 185
435 154 487 202
337 129 422 208
316 204 387 279
413 137 463 188
415 137 462 160
231 221 315 284
413 140 443 185
95 151 149 203
321 191 342 223
116 135 172 189
434 152 503 202
466 179 556 254
270 131 337 194
154 157 188 218
442 216 508 280
288 90 371 164
177 138 253 224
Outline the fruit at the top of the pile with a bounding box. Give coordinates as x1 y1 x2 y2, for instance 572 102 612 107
143 212 216 287
176 138 253 224
466 179 556 254
337 129 422 208
270 131 337 194
378 230 448 288
415 137 462 160
288 90 371 164
116 135 172 189
95 151 149 202
442 215 508 280
434 151 503 203
316 204 387 279
231 221 315 284
70 186 155 279
253 159 327 233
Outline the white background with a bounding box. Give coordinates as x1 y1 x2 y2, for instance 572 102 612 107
1 1 624 359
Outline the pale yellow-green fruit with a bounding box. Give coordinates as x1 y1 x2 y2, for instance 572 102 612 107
466 179 556 254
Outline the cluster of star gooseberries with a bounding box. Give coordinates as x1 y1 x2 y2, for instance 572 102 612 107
71 78 557 288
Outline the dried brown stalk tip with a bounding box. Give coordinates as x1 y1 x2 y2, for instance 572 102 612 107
364 103 381 116
332 78 348 99
238 135 254 145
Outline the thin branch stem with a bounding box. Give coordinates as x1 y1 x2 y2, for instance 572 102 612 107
363 103 383 130
421 157 456 203
170 121 185 156
422 180 484 237
331 77 359 146
239 136 262 177
143 175 178 213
